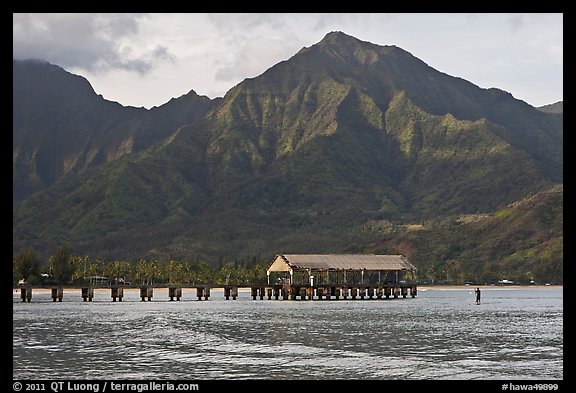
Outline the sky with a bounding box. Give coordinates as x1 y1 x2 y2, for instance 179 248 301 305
13 13 563 109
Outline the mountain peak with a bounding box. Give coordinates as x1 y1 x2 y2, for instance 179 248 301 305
319 31 374 48
322 30 355 40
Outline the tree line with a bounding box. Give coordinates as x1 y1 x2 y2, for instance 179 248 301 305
13 245 269 286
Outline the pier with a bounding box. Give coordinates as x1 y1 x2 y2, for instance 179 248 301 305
14 255 418 303
13 283 416 302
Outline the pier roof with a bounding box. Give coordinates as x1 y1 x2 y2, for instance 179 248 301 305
267 254 416 274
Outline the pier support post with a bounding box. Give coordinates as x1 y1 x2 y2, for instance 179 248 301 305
351 287 357 300
231 286 238 300
112 287 124 302
51 287 63 302
367 287 374 299
289 286 297 300
411 286 417 298
333 287 341 300
169 287 182 301
393 287 400 299
359 287 366 300
341 287 349 300
307 286 314 300
273 286 280 300
267 287 273 300
139 286 152 301
401 287 408 298
196 287 205 300
251 287 258 300
20 287 32 302
384 287 391 299
376 287 383 299
81 287 94 302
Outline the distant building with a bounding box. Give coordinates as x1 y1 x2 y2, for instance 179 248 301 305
266 254 416 285
86 276 110 285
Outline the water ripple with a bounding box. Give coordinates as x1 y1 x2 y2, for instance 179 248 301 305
13 288 562 379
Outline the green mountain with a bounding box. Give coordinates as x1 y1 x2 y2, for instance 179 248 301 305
13 59 218 201
13 32 563 282
364 184 563 284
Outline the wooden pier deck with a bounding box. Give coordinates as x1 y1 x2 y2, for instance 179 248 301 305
15 284 417 302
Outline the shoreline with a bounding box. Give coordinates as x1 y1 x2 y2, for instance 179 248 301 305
418 284 562 290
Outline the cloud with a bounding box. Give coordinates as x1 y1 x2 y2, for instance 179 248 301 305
204 14 305 82
214 36 298 82
206 13 289 34
151 45 176 63
12 13 175 74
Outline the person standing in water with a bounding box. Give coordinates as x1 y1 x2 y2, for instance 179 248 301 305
475 287 481 305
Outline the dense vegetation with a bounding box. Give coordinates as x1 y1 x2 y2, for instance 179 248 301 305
364 185 563 285
13 184 562 286
13 32 563 285
13 245 269 287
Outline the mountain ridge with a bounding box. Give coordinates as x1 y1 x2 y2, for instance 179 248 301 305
537 101 563 114
13 59 218 201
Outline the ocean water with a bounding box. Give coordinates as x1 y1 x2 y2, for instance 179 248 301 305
12 287 563 380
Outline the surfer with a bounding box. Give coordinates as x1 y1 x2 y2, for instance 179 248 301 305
475 287 481 305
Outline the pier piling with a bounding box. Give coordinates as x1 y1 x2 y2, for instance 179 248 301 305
367 287 374 299
333 287 341 300
139 287 152 301
112 287 124 302
195 286 210 300
317 286 324 300
168 287 182 301
51 287 63 302
384 287 391 299
20 287 32 302
81 287 94 302
307 286 314 300
351 287 357 300
401 287 408 298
